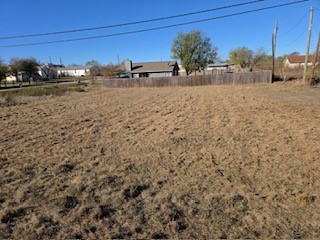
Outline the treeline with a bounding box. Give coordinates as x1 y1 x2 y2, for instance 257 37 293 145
0 29 312 84
0 58 39 83
170 30 303 76
0 58 120 84
85 60 119 77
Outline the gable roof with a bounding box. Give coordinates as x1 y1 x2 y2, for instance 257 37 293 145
117 61 178 73
55 65 97 71
286 55 316 64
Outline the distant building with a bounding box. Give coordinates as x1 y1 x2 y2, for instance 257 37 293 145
207 63 236 74
117 60 179 78
38 63 61 79
56 65 100 77
284 55 317 69
5 72 29 82
179 63 238 76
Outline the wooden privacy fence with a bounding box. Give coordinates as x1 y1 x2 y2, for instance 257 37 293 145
102 70 272 88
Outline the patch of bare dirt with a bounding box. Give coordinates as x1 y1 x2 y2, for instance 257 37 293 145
0 83 320 238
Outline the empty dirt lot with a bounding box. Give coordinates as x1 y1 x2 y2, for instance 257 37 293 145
1 83 320 239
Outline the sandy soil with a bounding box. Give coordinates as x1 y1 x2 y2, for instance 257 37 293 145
1 83 320 239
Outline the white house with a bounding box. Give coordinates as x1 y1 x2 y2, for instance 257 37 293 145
5 72 29 82
206 63 237 74
56 65 100 77
179 63 238 76
38 63 60 79
284 55 317 69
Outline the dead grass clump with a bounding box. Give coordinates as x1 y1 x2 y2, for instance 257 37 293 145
152 232 169 239
4 94 17 106
0 198 4 206
104 176 124 189
64 196 78 209
1 208 27 225
297 194 317 205
35 216 60 238
0 93 18 107
96 205 116 220
169 208 187 232
309 77 320 86
123 185 149 201
59 163 75 174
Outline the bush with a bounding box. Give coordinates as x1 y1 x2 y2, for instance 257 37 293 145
310 77 320 85
3 94 17 106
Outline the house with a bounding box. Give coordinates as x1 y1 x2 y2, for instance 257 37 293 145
38 63 62 79
178 63 238 76
5 72 29 82
117 60 179 78
207 63 237 74
55 65 100 77
284 55 317 69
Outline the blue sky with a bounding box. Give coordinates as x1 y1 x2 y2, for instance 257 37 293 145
0 0 319 65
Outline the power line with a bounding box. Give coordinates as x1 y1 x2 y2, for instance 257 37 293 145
0 0 265 40
279 10 309 37
1 0 308 48
280 27 308 47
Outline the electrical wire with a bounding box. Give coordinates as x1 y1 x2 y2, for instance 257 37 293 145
279 10 309 37
0 0 265 40
280 27 308 48
0 0 308 48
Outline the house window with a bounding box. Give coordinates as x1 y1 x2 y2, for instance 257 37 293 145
139 73 149 78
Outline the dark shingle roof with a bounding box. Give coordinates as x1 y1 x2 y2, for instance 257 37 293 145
208 63 234 68
117 61 177 73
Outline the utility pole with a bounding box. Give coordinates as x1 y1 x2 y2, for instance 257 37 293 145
303 6 314 83
312 32 320 78
272 20 279 83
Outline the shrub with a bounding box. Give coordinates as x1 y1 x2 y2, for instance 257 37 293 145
4 94 17 106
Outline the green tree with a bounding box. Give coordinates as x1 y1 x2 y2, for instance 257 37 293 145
9 57 39 80
85 60 101 66
229 46 253 68
171 30 218 75
0 59 8 84
289 52 300 56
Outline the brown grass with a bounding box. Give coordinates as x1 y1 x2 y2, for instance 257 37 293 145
0 83 320 239
0 85 86 107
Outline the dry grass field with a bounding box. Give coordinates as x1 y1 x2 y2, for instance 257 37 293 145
1 83 320 239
